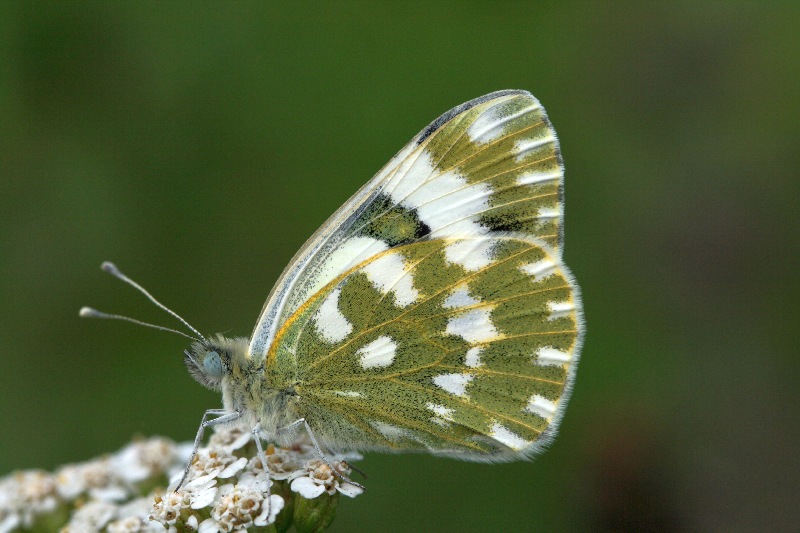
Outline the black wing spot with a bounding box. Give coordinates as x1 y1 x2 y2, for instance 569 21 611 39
357 194 431 246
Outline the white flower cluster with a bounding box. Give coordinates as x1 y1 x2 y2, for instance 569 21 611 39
0 470 59 532
1 437 183 533
0 426 363 532
290 460 364 499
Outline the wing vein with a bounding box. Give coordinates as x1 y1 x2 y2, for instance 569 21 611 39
304 242 537 371
387 377 544 436
303 388 489 452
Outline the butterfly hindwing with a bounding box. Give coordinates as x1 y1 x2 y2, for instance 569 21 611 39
265 235 581 460
249 90 581 460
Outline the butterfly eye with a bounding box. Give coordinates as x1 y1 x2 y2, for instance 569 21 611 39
203 351 225 378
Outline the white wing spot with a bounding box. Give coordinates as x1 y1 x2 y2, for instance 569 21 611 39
313 287 352 343
514 136 553 162
467 103 540 144
443 283 480 309
525 394 557 420
466 104 504 143
537 206 560 220
519 259 558 282
370 421 407 441
361 252 419 307
412 172 490 238
490 422 530 451
357 335 397 369
444 239 495 272
464 347 483 368
385 150 490 238
547 300 574 321
430 417 450 427
534 346 571 366
303 236 389 301
433 373 474 397
384 147 436 203
516 169 561 187
333 391 363 398
446 307 499 343
426 403 454 421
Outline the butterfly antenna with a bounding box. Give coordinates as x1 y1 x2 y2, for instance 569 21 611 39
92 261 209 344
79 307 199 341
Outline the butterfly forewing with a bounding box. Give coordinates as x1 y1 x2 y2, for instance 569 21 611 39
250 90 565 361
265 235 581 460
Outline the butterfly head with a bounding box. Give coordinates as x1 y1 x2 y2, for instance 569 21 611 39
184 334 250 392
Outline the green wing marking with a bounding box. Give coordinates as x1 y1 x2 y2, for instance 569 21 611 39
266 235 582 460
356 91 565 250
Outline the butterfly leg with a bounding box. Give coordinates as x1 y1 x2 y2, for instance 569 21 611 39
250 423 277 520
287 418 366 491
175 409 241 491
250 423 273 491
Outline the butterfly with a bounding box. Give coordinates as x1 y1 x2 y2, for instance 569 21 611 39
83 90 583 490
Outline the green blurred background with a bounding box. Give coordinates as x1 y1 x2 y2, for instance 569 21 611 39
1 2 798 531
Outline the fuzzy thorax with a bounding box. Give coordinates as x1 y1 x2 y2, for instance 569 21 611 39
184 334 301 439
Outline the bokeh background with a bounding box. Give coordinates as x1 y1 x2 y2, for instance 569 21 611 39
1 2 798 531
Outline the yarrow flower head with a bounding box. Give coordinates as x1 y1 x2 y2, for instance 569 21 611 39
56 459 115 501
107 497 164 533
61 500 118 532
290 459 364 499
0 470 60 532
185 448 248 485
113 437 185 485
0 426 363 532
268 450 303 482
197 479 284 533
